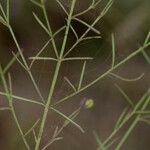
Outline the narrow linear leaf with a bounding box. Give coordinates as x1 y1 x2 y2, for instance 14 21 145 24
3 51 20 74
53 25 66 36
0 107 10 111
29 56 57 61
115 84 134 108
50 107 84 133
115 96 150 150
12 52 28 71
142 31 150 64
0 15 8 26
30 0 42 7
64 76 76 92
29 26 66 68
78 61 86 90
105 137 119 149
29 39 51 68
42 108 80 150
73 1 93 17
0 65 31 150
8 73 12 100
70 24 78 39
63 108 80 127
115 107 128 130
33 129 38 142
111 33 115 68
94 0 103 8
54 42 150 106
24 119 40 137
6 0 10 22
81 36 101 41
63 57 93 61
56 0 68 15
33 12 50 36
41 137 63 150
140 118 150 125
141 50 150 65
73 17 100 34
0 91 44 106
93 131 106 150
64 0 113 57
111 73 144 82
0 4 7 20
135 111 150 115
53 126 59 138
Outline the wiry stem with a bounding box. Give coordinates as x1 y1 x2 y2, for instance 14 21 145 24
0 66 30 150
34 0 77 149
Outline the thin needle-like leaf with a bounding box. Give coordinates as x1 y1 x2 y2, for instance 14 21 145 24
29 39 51 68
78 61 86 90
33 12 50 36
0 107 10 111
142 50 150 64
70 24 78 40
93 131 106 150
135 111 150 114
50 107 84 133
3 52 20 74
110 73 144 82
30 0 42 8
73 0 103 17
73 17 100 34
105 137 119 149
54 40 150 106
115 96 150 150
64 77 76 92
64 0 113 57
0 91 44 106
81 36 101 41
115 107 129 130
12 51 28 71
111 33 115 68
141 31 150 64
62 57 93 61
24 119 40 137
56 0 68 15
0 3 7 20
115 84 134 108
40 0 59 58
29 56 58 61
33 129 38 143
63 108 80 127
41 137 63 150
0 66 31 150
29 25 66 68
6 0 10 22
93 0 103 8
0 15 8 26
140 118 150 125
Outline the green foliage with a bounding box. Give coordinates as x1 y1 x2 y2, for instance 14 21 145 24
0 0 150 150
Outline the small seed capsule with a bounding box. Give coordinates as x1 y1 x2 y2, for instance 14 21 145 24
80 98 94 109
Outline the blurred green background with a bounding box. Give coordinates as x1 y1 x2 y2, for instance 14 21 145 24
0 0 150 150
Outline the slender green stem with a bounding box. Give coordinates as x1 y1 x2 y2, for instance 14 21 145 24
8 25 44 102
64 0 113 57
0 2 43 101
115 96 150 150
40 1 59 58
111 33 116 68
102 89 150 146
34 0 77 149
54 42 150 106
0 66 30 150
